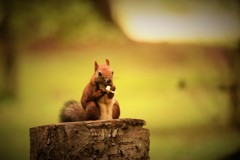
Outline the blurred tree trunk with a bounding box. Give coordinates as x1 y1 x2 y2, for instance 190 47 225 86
224 40 240 128
229 40 240 128
91 0 112 22
0 0 17 100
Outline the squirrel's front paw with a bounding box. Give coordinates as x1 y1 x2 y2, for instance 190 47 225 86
111 85 116 91
94 88 107 98
100 87 108 94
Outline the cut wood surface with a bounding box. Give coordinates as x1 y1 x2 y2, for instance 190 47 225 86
30 118 150 160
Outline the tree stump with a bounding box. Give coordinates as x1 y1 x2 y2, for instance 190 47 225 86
30 118 150 160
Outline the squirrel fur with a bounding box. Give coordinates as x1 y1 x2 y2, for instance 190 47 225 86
59 59 120 122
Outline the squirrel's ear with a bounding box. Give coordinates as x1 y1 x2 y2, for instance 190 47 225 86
106 59 110 66
94 61 98 71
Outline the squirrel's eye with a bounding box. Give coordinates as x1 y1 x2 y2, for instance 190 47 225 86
98 71 102 77
112 71 114 75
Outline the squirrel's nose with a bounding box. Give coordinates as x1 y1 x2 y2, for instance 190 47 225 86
106 79 112 84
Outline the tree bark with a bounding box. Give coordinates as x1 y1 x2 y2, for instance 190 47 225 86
30 118 150 160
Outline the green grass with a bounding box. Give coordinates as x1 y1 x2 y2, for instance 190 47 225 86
0 42 239 159
150 127 240 160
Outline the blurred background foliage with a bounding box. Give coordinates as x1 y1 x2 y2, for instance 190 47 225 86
3 0 124 44
0 0 240 159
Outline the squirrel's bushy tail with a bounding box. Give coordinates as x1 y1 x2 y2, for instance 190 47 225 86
59 100 85 122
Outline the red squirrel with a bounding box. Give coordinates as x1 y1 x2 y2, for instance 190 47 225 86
59 59 120 122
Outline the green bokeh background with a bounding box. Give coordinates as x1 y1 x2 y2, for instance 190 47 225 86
0 1 240 159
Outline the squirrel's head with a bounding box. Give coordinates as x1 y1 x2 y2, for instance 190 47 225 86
94 59 114 87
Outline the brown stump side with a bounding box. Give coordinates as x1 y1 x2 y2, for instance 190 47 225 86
30 118 150 160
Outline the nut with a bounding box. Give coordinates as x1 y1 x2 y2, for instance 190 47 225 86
106 86 111 91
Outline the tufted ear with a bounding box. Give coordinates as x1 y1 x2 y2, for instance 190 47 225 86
94 61 98 71
106 59 110 66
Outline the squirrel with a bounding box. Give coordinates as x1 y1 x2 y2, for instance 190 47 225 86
59 59 120 122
